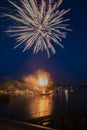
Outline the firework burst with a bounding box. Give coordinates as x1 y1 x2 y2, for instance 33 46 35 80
4 0 71 57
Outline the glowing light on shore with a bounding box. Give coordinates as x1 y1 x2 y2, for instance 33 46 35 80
37 70 50 93
3 0 71 57
23 70 52 93
38 75 48 87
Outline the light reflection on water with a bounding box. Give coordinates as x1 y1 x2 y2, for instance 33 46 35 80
29 96 53 118
64 89 69 103
0 87 87 121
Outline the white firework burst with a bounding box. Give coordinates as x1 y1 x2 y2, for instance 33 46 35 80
4 0 71 57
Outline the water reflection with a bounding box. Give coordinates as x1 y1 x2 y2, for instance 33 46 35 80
64 89 69 103
0 87 87 120
29 95 53 118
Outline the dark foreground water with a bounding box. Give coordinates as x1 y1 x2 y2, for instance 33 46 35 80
0 87 87 121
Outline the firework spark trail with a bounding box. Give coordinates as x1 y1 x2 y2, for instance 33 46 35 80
4 0 71 57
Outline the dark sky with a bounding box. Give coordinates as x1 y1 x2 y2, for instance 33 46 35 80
0 0 87 86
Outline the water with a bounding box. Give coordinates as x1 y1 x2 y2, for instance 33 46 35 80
0 87 87 121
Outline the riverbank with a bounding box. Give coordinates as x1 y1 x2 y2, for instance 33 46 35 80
0 118 56 130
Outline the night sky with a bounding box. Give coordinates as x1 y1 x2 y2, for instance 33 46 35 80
0 0 87 86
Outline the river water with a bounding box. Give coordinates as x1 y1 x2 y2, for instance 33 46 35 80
0 87 87 121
